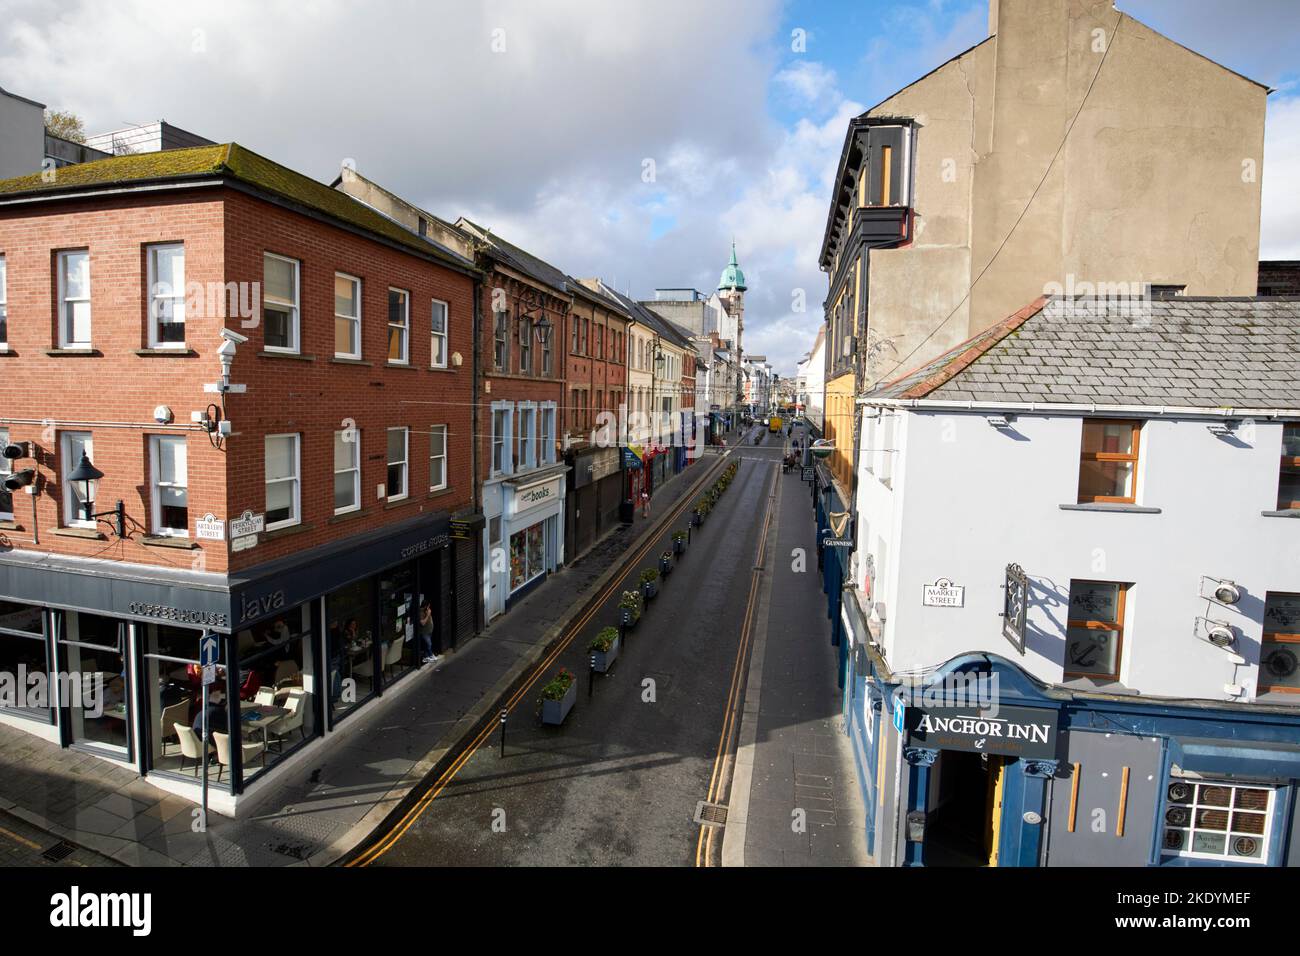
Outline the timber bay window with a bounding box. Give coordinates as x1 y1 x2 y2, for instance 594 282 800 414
265 434 300 530
1077 420 1140 504
1278 424 1300 511
149 435 189 536
429 425 448 491
1260 593 1300 694
334 273 361 359
430 299 448 368
386 427 408 500
0 254 8 347
494 309 510 371
388 288 410 363
1065 580 1126 681
263 253 300 352
60 431 94 528
333 429 361 514
491 405 511 475
57 250 92 348
1162 780 1274 863
147 243 186 347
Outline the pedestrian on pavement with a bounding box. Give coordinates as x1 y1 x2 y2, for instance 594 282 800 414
419 599 442 665
641 490 650 518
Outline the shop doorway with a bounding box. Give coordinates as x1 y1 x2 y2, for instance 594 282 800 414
925 750 1006 866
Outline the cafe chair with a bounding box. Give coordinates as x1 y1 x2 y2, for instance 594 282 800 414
160 700 191 756
212 730 265 782
273 660 301 689
270 690 308 750
383 638 406 678
174 723 211 776
254 687 277 707
354 652 376 681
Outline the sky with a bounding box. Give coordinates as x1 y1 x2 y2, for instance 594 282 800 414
1 0 1297 376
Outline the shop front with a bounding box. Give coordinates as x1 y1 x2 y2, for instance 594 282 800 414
483 465 567 617
858 653 1300 868
564 446 622 562
0 510 465 813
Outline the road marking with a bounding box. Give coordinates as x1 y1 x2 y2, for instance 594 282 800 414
0 824 43 852
349 451 735 867
695 459 778 867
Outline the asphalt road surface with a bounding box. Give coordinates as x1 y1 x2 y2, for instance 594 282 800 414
372 424 795 866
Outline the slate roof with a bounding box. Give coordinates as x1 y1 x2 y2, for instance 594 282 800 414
0 143 477 272
456 218 570 294
869 296 1300 412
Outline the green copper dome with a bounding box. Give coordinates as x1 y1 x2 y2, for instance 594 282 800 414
717 241 747 291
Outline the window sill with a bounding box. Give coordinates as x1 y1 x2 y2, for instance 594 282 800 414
0 348 14 356
0 520 22 531
426 487 455 500
330 357 372 366
1059 503 1162 514
44 348 101 357
384 496 417 511
385 362 417 370
259 350 315 361
1261 509 1300 518
261 521 314 541
140 535 199 550
135 348 198 357
327 507 371 525
53 526 106 540
427 365 455 373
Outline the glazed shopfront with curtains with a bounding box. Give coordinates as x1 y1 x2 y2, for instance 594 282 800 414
0 511 463 814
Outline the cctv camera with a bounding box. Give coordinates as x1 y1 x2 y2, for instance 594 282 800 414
220 328 249 346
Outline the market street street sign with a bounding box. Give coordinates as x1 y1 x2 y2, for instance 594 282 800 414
905 704 1059 759
923 578 965 607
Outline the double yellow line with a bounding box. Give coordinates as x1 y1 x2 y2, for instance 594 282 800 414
348 451 732 867
695 460 777 867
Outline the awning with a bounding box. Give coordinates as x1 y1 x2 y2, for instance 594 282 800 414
1169 736 1300 782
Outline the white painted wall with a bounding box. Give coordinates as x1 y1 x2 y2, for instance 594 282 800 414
856 409 1300 702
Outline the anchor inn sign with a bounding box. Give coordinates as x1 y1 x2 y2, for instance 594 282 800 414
905 705 1059 759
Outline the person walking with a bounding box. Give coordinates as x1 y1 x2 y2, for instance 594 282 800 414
419 599 442 665
641 489 651 518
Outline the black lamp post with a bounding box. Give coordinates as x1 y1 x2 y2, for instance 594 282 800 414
534 315 553 347
66 451 125 537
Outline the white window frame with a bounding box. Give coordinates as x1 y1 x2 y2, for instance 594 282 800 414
334 272 362 360
1160 779 1276 865
149 434 189 537
430 299 449 369
540 402 557 464
61 431 94 528
429 424 448 492
57 250 92 348
333 428 361 515
146 243 186 349
0 427 11 520
517 402 537 471
491 402 513 477
262 252 301 354
264 433 301 531
0 254 8 350
386 426 409 501
387 287 410 364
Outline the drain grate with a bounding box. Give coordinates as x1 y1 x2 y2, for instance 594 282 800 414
42 840 77 863
694 801 728 828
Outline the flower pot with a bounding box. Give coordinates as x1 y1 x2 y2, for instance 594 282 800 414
592 637 620 674
642 579 658 600
541 680 577 726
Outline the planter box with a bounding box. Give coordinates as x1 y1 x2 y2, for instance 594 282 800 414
540 681 577 726
619 606 640 628
592 637 620 674
672 539 685 555
642 580 658 600
659 556 672 576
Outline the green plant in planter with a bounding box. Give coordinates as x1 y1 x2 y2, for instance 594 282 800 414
618 589 642 624
589 627 619 653
672 530 688 542
640 567 660 585
539 668 575 700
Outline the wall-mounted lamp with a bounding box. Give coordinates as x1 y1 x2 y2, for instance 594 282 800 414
66 452 126 537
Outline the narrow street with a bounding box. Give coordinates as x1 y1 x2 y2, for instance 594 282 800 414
369 423 841 866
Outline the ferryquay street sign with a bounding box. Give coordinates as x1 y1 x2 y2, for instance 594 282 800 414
905 704 1059 759
229 510 265 538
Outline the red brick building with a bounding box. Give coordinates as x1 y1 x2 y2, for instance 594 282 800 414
0 144 479 809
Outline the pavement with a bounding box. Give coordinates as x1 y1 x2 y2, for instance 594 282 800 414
721 421 872 866
0 439 735 868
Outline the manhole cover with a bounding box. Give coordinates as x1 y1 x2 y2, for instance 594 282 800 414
42 840 77 863
694 801 728 828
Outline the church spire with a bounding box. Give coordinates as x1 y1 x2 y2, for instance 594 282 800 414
717 240 747 292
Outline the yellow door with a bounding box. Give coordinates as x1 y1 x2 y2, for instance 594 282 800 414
985 756 1005 866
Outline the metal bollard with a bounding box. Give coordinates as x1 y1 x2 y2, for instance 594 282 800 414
498 708 507 758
